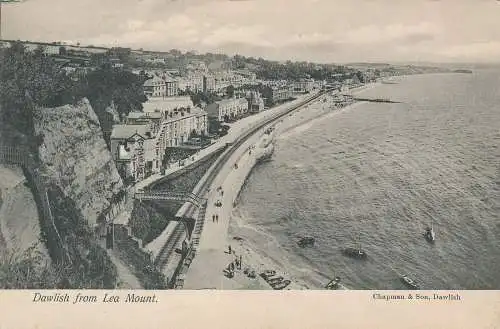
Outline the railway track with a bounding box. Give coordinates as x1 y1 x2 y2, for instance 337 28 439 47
158 90 333 285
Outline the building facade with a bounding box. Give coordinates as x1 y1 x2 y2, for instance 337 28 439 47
143 76 167 98
111 104 208 182
245 91 265 113
164 76 179 96
293 78 315 94
203 75 216 93
271 86 293 104
205 98 249 122
143 75 179 98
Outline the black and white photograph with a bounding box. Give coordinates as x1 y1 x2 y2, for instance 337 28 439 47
0 0 499 294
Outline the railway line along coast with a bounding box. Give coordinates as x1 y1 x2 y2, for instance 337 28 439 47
152 89 333 289
131 90 332 288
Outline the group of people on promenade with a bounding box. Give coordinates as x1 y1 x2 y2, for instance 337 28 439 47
212 186 224 223
224 245 247 278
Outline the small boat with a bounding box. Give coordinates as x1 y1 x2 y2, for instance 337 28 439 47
342 233 367 259
342 247 367 259
325 276 341 290
260 270 276 280
297 236 315 248
401 275 420 290
423 224 435 243
272 280 291 290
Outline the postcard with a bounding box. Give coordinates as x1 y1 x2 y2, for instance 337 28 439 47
0 0 499 328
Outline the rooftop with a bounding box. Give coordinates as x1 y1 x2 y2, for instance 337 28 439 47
162 107 207 123
111 124 151 140
218 98 248 106
142 96 194 113
144 76 165 87
127 111 163 120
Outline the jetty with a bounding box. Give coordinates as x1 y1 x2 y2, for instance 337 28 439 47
353 97 400 104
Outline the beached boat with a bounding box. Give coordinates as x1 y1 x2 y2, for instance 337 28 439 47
223 269 234 278
297 236 315 248
272 280 291 290
267 276 284 285
260 270 276 280
325 276 341 290
401 275 420 290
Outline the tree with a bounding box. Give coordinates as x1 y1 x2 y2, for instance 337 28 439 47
226 85 235 98
355 71 365 83
0 42 77 139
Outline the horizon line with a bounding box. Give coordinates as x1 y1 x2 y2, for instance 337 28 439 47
2 38 500 67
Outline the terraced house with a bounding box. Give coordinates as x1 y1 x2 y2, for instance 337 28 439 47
110 101 208 182
205 98 249 122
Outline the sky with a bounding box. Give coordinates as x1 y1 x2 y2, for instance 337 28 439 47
2 0 500 63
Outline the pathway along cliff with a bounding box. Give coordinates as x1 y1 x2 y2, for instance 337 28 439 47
166 89 333 288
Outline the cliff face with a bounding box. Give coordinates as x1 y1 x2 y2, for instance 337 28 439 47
0 165 50 260
33 98 124 227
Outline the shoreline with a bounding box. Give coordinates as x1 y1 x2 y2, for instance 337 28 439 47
226 98 367 290
221 82 384 290
183 83 380 290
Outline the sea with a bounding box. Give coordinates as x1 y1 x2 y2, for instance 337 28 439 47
228 70 500 290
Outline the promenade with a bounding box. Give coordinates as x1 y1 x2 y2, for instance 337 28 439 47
182 95 327 290
182 87 373 290
183 125 271 289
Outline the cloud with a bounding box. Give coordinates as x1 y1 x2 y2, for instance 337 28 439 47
341 22 440 45
437 42 500 60
3 0 500 62
201 25 271 48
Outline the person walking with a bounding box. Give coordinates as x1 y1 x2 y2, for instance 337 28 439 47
212 214 215 223
216 214 219 223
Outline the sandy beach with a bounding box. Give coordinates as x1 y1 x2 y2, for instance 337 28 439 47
183 87 376 290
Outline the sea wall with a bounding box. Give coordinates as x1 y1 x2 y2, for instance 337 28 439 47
231 132 275 208
33 98 125 227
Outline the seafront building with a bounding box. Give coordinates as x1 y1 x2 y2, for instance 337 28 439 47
293 78 315 94
111 97 208 182
245 91 265 113
205 98 249 122
270 85 293 104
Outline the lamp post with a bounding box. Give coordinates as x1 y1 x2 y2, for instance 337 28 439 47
0 0 23 40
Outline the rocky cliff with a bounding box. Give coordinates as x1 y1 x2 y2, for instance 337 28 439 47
33 98 124 227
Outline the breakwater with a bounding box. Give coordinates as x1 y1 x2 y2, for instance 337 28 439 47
353 97 400 103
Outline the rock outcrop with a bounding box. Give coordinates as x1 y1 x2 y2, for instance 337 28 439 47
0 165 50 259
33 98 124 227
